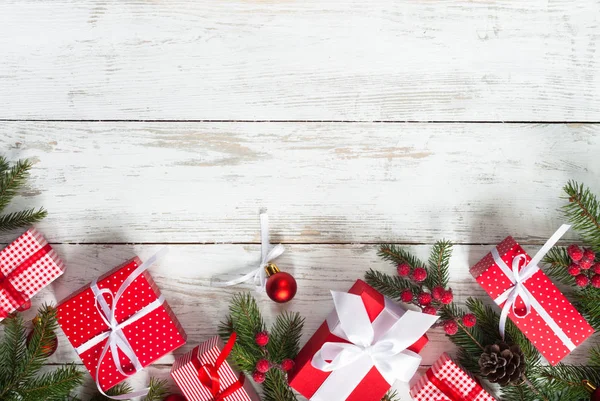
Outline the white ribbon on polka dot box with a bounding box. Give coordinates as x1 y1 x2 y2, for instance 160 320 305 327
410 352 496 401
470 234 594 366
0 228 64 320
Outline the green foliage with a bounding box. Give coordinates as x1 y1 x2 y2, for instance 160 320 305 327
425 240 452 289
0 305 84 401
563 181 600 252
381 390 400 401
87 378 169 401
219 293 304 401
0 157 47 233
364 268 421 299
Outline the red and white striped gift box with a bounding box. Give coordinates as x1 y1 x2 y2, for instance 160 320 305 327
410 353 496 401
0 228 64 320
171 336 259 401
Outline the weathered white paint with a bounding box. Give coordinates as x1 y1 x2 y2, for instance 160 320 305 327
18 244 596 400
0 122 598 245
0 1 599 121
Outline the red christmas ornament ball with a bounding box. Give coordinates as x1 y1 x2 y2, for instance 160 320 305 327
281 358 295 372
580 258 594 270
256 359 270 373
576 274 590 287
163 395 186 401
26 329 58 357
443 320 459 335
432 286 445 301
568 264 581 276
255 331 270 347
252 371 266 384
266 271 297 303
568 244 584 262
593 263 600 274
400 289 413 303
440 290 454 305
591 275 600 289
592 388 600 401
422 306 438 315
397 263 411 277
417 292 433 306
462 313 477 328
412 267 428 282
584 248 596 262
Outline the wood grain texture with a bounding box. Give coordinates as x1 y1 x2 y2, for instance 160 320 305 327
1 1 599 121
1 122 599 244
16 243 595 400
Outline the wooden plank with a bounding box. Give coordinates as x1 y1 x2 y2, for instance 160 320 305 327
1 122 599 244
1 1 599 121
16 244 592 400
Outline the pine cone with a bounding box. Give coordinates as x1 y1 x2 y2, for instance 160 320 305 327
478 342 526 386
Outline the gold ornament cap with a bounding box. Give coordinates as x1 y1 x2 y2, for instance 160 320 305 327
264 263 281 277
583 380 597 393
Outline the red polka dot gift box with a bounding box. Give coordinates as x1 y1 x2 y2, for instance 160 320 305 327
0 228 64 320
171 334 260 401
56 254 187 392
470 235 594 366
410 352 496 401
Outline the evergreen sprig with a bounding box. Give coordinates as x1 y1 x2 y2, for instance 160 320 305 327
563 181 600 252
0 157 47 233
0 305 84 401
219 293 304 401
425 240 452 289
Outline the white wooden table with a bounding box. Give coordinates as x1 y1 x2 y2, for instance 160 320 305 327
1 1 599 400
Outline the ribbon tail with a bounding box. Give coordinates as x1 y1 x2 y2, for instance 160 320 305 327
499 301 511 339
215 374 245 401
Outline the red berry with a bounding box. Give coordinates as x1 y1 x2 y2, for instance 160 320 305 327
400 289 413 303
397 263 411 277
256 359 270 373
440 290 454 305
412 267 427 282
568 264 581 276
593 263 600 274
422 306 438 315
252 371 266 383
584 248 596 262
580 258 593 270
432 286 445 300
255 331 269 347
462 313 477 328
592 275 600 289
417 292 433 305
280 359 295 372
443 320 459 335
568 245 584 262
575 274 590 287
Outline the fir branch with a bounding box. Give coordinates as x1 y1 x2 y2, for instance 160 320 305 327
543 247 574 286
0 208 47 232
364 268 421 300
574 286 600 331
0 157 10 174
263 368 296 401
381 390 400 401
19 364 83 401
267 312 304 363
378 244 425 271
89 383 133 401
425 240 452 289
0 159 33 212
143 378 169 401
563 181 600 252
590 345 600 366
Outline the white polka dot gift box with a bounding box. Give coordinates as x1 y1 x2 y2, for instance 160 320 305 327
56 253 187 392
410 352 496 401
171 334 260 401
0 228 64 320
470 231 594 366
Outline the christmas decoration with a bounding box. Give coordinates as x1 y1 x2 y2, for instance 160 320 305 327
478 342 525 386
218 293 304 401
171 334 259 401
470 225 593 365
56 249 187 394
0 156 47 233
0 304 83 400
212 212 296 303
0 228 65 320
289 280 437 401
264 262 297 303
26 315 58 357
365 240 473 335
411 352 496 401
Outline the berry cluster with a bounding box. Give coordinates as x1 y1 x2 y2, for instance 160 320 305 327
566 245 600 288
397 263 476 335
251 331 295 383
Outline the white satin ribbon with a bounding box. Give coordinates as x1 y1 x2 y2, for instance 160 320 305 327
492 224 575 351
211 212 284 292
310 291 438 401
75 248 168 400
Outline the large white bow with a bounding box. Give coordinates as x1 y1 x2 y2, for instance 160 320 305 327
75 248 168 400
212 212 284 292
309 291 438 401
492 224 573 348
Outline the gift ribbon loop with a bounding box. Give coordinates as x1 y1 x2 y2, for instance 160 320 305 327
75 248 169 400
195 333 245 401
492 224 575 351
309 291 438 401
211 212 284 292
0 243 52 318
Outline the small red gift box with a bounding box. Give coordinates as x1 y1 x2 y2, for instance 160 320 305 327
0 228 64 319
57 254 187 391
471 235 594 365
171 335 260 401
289 279 436 401
411 353 496 401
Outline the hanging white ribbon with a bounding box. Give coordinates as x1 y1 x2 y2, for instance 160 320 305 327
211 212 284 292
492 224 575 351
75 248 169 400
309 291 438 401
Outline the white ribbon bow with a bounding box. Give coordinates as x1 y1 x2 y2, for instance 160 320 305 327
492 224 574 349
75 248 168 400
212 212 284 292
309 291 438 401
